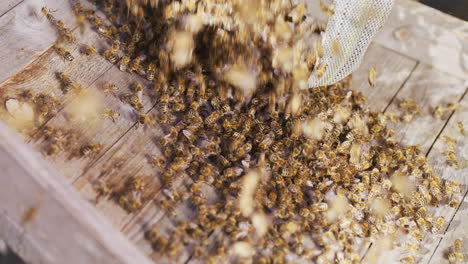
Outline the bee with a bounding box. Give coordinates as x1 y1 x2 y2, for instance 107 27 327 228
61 29 76 43
123 94 143 111
82 44 96 56
103 49 118 63
368 67 377 87
146 63 156 81
55 47 74 61
103 83 119 94
149 155 165 168
311 202 328 212
21 206 38 226
399 256 415 264
41 7 56 24
454 239 463 252
46 144 61 155
448 197 460 208
96 180 112 196
448 252 464 263
457 122 465 135
431 216 445 233
152 236 168 251
102 108 120 122
138 113 156 125
80 143 102 156
118 55 130 71
159 93 169 113
58 72 79 92
111 40 121 53
128 55 146 74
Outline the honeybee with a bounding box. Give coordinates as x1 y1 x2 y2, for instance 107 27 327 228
103 83 119 95
82 44 96 56
146 63 156 81
46 144 61 155
103 49 118 63
102 108 120 122
431 216 445 233
458 122 465 135
80 143 102 156
21 206 38 226
58 72 79 92
454 239 463 252
41 6 56 24
448 252 464 263
55 46 74 61
118 55 130 71
399 255 415 264
138 113 156 125
128 55 147 73
149 155 165 168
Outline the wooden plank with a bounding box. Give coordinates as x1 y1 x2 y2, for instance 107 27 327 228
385 63 467 153
349 44 418 112
374 0 468 79
420 93 468 264
0 0 22 17
428 193 468 264
0 0 90 85
27 64 153 182
0 22 113 128
0 121 153 264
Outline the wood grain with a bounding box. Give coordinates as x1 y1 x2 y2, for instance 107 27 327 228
421 92 468 264
0 0 22 17
385 63 467 153
0 0 90 85
0 121 153 264
349 44 418 112
374 0 468 79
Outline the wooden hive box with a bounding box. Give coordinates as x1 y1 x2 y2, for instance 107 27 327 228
0 0 467 263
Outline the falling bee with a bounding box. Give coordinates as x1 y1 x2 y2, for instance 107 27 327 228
368 67 377 87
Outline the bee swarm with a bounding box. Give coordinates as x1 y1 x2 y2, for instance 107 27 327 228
4 0 463 263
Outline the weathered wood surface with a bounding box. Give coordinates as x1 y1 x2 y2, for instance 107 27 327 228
0 0 22 17
422 93 468 264
0 122 153 264
0 0 467 263
385 62 467 153
0 0 93 85
374 0 468 80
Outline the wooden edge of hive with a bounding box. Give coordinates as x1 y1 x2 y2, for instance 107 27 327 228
0 121 153 264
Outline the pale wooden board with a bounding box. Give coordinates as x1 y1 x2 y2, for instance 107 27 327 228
28 64 154 182
306 0 468 80
0 0 92 85
374 0 468 79
349 44 418 112
421 93 468 264
385 63 467 153
0 0 22 17
0 122 153 264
